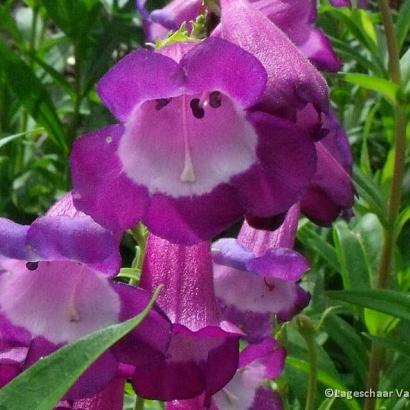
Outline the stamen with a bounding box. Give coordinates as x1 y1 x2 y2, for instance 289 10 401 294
209 91 222 108
190 98 205 119
68 306 80 322
155 98 172 111
26 262 39 271
180 96 196 183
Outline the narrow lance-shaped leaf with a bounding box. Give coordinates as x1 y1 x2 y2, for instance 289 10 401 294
327 289 410 322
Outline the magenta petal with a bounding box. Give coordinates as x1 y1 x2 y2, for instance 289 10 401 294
301 112 354 225
219 0 328 115
298 29 342 72
27 216 120 275
277 286 311 322
251 388 283 410
239 338 285 379
233 113 316 217
70 125 149 235
132 324 239 401
60 379 125 410
144 185 242 245
181 37 267 109
97 50 184 121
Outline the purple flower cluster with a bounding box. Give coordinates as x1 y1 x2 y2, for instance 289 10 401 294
0 0 355 409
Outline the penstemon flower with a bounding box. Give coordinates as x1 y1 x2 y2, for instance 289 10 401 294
71 36 320 244
0 195 172 400
212 205 310 341
131 233 241 401
167 338 285 410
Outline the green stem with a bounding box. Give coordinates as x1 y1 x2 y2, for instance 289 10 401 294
129 224 148 286
364 1 407 409
298 316 318 410
134 396 145 410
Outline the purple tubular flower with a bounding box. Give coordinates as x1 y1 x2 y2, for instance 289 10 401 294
300 110 355 226
330 0 369 8
133 234 241 401
248 0 342 71
216 0 329 117
213 205 310 341
57 379 125 410
71 37 318 244
167 338 285 410
0 196 172 400
136 0 203 42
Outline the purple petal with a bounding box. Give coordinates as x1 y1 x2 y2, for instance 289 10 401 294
97 50 184 121
214 265 308 317
212 338 284 410
111 283 172 368
0 262 121 345
58 379 125 410
181 37 267 109
218 0 328 116
0 219 34 260
298 28 342 72
46 193 86 217
217 302 273 342
26 216 121 275
277 286 311 322
132 324 239 401
250 0 341 72
141 235 220 328
246 248 309 281
251 388 283 410
212 238 254 271
232 113 316 217
70 125 149 235
301 112 354 225
330 0 368 8
239 338 285 379
239 204 301 252
143 185 242 245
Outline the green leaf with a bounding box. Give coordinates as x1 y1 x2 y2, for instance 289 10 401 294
0 288 160 410
400 47 410 95
317 397 336 410
286 357 361 410
41 0 102 42
333 221 371 290
0 41 67 153
327 289 410 322
324 314 368 384
297 223 340 272
365 334 410 358
0 128 43 149
353 167 388 227
342 73 399 105
396 0 410 50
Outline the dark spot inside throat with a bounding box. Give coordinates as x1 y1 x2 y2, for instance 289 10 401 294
155 98 172 111
190 98 205 119
209 91 222 108
264 277 275 292
26 262 39 271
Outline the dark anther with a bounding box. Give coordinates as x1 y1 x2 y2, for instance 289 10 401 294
190 98 205 119
209 91 222 108
155 98 172 111
26 262 39 271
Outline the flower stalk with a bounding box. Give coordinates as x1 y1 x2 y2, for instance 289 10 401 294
297 315 317 410
364 1 408 409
